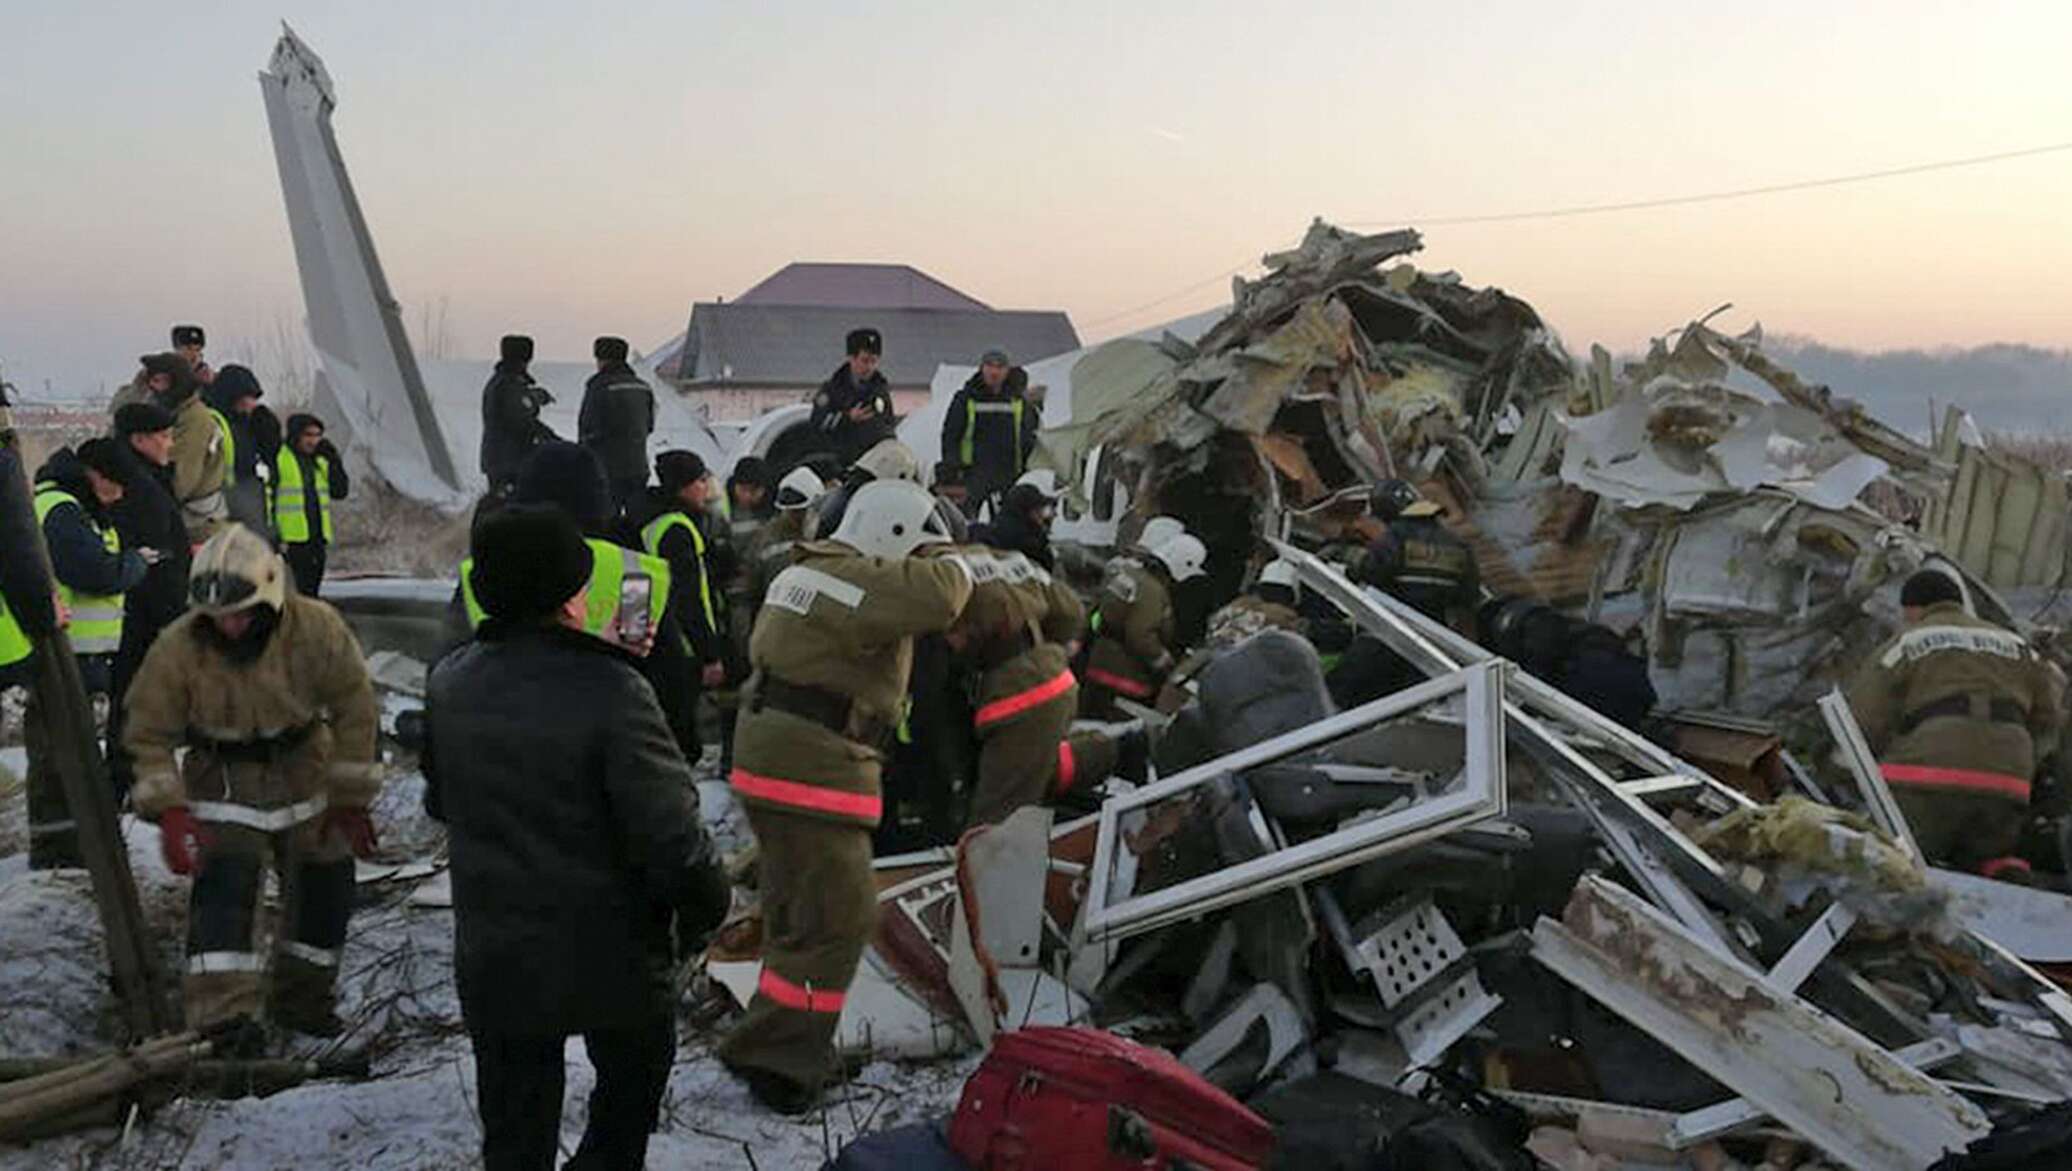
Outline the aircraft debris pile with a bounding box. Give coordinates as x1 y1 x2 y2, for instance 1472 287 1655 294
792 223 2072 1168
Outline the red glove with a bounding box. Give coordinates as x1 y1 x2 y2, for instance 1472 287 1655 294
324 808 379 858
159 807 208 876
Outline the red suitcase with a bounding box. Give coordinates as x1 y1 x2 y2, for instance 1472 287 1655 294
948 1026 1276 1170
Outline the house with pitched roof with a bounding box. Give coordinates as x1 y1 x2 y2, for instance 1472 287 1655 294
665 262 1080 422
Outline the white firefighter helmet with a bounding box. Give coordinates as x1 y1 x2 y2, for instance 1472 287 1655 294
1013 468 1061 500
852 439 923 485
188 524 288 616
831 480 954 559
775 466 823 511
1137 515 1184 552
1259 558 1299 592
1150 534 1208 583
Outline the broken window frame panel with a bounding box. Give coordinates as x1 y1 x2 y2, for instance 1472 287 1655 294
1665 1036 1965 1150
1816 688 1923 862
1533 876 1990 1171
1081 661 1506 943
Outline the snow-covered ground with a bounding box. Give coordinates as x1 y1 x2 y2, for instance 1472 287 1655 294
0 739 969 1169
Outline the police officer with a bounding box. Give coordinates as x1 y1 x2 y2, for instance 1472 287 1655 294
940 349 1038 516
719 481 972 1114
578 336 655 517
124 525 381 1039
637 451 727 691
26 440 149 868
1082 533 1206 718
808 328 897 469
274 414 350 596
479 334 557 496
1845 570 2063 881
1357 479 1479 627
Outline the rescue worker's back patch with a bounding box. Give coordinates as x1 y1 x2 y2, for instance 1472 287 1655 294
767 566 865 616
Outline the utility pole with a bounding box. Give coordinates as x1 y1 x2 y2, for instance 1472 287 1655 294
0 394 172 1039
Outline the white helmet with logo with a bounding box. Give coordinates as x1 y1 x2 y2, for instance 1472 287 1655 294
1136 515 1184 552
189 523 289 616
775 466 824 511
1259 558 1299 592
831 480 955 559
1150 534 1208 583
852 439 923 486
1013 468 1061 500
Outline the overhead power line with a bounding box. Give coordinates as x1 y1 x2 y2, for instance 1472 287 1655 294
1082 137 2072 332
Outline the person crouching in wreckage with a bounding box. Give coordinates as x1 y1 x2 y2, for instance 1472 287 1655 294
1846 569 2064 883
123 524 381 1046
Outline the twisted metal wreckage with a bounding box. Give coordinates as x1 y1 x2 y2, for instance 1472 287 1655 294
732 221 2072 1169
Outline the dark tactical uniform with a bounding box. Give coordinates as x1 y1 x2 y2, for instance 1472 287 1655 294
1358 507 1480 623
1845 601 2063 878
1081 558 1177 718
719 543 970 1097
955 547 1116 827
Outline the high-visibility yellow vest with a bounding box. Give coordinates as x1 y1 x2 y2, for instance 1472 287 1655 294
211 409 235 479
31 485 125 655
273 449 334 544
461 538 671 639
962 396 1026 472
0 596 31 668
639 511 717 635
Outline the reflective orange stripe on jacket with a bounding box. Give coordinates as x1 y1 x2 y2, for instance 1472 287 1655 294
974 668 1076 729
1880 763 2031 801
1055 741 1078 794
758 967 846 1014
729 768 883 823
1084 666 1153 698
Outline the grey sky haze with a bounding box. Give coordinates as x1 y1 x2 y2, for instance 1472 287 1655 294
5 1 2071 401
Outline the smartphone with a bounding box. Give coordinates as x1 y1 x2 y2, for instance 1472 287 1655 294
618 575 653 644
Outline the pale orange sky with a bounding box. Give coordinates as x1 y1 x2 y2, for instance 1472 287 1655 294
4 0 2071 398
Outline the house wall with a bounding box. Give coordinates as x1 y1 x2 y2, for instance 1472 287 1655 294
684 383 931 424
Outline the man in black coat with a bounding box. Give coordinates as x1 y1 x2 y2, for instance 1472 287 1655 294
105 401 191 794
977 480 1058 572
808 327 897 470
577 336 655 517
425 504 729 1171
479 334 556 495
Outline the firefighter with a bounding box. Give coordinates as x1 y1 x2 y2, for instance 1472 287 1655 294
1203 558 1309 652
27 441 150 868
124 525 381 1039
939 349 1038 516
745 467 824 612
1356 479 1479 627
636 450 728 691
1845 570 2063 881
956 544 1145 828
719 480 973 1114
274 414 350 596
1081 533 1205 718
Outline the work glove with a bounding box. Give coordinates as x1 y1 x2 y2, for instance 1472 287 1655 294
323 808 379 858
158 806 208 876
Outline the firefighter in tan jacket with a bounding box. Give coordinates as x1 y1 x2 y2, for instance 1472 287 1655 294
157 358 229 546
124 525 381 1037
1081 533 1206 717
719 480 973 1114
953 546 1143 827
1845 570 2062 880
